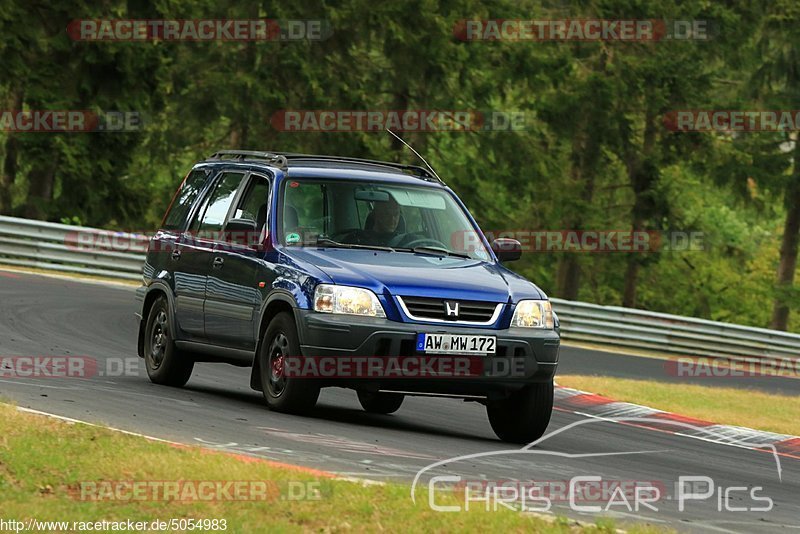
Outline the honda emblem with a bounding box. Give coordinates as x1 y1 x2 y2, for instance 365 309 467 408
444 301 460 318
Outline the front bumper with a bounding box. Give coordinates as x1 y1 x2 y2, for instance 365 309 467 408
294 309 559 399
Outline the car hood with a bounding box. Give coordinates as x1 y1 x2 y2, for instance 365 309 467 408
284 247 546 302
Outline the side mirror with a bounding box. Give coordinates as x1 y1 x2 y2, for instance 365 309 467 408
225 218 259 246
491 238 522 262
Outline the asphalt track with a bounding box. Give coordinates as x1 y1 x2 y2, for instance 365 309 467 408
0 270 798 532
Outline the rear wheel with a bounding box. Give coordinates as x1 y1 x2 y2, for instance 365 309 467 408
259 312 320 414
357 391 404 414
486 380 553 444
144 296 194 387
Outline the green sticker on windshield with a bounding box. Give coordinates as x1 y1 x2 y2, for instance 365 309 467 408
286 232 301 244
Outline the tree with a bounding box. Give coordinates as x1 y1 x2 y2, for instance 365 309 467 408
755 2 800 330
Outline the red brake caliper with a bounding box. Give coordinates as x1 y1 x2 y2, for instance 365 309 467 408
271 354 284 378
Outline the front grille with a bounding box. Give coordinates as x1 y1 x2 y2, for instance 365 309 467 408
398 296 501 323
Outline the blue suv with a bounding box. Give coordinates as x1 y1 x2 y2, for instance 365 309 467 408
135 151 560 443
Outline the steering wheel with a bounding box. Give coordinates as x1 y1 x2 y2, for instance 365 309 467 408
330 228 364 243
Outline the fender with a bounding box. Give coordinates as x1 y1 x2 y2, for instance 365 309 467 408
137 280 178 359
255 289 301 339
250 289 302 392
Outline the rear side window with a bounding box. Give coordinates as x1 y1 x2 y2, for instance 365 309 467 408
162 170 208 231
192 172 246 233
234 175 271 232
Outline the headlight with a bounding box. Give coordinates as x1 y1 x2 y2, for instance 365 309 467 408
313 284 386 317
510 300 554 329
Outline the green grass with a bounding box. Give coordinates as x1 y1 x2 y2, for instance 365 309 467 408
558 375 800 436
0 403 671 533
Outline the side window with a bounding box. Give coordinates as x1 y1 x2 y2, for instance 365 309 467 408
162 170 208 231
233 174 271 232
191 172 246 235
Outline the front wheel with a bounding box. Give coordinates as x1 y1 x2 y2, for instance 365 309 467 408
259 312 320 414
357 391 404 414
486 380 553 444
144 296 194 387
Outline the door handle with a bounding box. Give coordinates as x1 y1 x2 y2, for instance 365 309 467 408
212 256 224 268
171 249 181 261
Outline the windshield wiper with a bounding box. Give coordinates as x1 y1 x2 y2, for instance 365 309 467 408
315 237 395 252
313 238 468 257
401 246 472 259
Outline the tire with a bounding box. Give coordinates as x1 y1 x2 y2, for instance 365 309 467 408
144 296 194 387
357 390 404 414
259 312 320 414
486 380 554 444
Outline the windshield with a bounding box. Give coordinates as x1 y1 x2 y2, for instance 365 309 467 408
280 178 490 260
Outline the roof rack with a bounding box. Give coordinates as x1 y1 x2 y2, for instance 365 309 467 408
204 150 445 184
276 152 443 184
206 150 288 169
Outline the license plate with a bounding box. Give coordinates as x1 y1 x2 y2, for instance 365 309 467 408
416 333 496 355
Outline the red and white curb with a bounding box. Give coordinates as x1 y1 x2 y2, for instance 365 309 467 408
554 386 800 460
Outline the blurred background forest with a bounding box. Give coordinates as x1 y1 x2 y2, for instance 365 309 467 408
0 0 798 332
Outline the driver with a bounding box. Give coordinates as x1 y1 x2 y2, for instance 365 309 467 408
368 196 402 244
